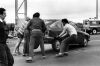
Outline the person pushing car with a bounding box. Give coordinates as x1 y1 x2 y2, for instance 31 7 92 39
26 12 47 62
56 18 77 57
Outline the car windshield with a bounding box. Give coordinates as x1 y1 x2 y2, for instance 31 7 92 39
45 20 82 31
48 21 63 31
70 22 82 31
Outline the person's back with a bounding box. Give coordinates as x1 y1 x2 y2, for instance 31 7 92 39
26 12 46 62
28 17 46 34
29 18 43 31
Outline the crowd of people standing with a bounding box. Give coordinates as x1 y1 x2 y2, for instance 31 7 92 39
12 12 77 63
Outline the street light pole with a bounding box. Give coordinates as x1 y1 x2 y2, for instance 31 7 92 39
15 0 18 25
15 0 27 25
96 0 98 19
24 0 27 20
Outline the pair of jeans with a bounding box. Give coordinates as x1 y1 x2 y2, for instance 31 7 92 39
0 44 14 66
60 34 77 53
29 29 45 58
23 29 30 55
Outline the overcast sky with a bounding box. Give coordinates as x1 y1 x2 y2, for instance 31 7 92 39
0 0 100 23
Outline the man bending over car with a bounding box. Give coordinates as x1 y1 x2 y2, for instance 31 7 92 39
56 18 77 57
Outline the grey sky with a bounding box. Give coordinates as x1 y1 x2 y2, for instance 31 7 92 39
0 0 100 23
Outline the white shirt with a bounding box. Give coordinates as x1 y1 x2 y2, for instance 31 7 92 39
63 24 77 36
16 21 29 34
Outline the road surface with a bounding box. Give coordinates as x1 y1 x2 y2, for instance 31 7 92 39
7 35 100 66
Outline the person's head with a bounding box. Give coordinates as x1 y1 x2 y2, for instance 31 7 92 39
25 17 31 22
61 18 69 25
33 12 40 18
0 8 6 20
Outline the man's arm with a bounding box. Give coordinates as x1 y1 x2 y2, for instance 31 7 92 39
26 20 31 30
41 20 47 33
61 32 67 37
59 28 67 37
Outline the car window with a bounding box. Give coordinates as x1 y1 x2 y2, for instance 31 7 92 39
70 22 81 31
49 21 63 31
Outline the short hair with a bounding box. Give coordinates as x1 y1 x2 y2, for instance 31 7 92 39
33 12 40 18
26 17 30 21
61 18 69 24
0 8 6 15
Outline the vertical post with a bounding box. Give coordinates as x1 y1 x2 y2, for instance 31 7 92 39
24 0 27 20
15 0 18 25
96 0 98 19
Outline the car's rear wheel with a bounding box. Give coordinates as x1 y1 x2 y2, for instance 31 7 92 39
52 40 61 52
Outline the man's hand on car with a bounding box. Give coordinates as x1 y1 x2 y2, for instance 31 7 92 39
55 36 61 40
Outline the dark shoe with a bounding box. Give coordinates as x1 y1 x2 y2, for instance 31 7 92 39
23 54 29 57
26 57 33 63
42 56 46 59
64 52 68 56
55 53 64 57
23 54 26 56
12 53 18 56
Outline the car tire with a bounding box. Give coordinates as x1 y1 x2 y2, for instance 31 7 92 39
82 38 88 47
52 40 61 52
92 29 97 34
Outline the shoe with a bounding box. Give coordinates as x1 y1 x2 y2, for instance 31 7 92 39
26 57 33 63
23 54 29 57
12 53 18 56
64 52 68 56
23 54 26 56
42 56 46 59
16 51 22 55
55 53 64 57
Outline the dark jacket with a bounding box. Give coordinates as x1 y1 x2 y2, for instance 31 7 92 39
27 17 47 33
0 21 14 66
0 21 8 44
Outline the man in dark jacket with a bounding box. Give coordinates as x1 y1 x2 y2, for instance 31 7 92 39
26 12 47 62
0 8 14 66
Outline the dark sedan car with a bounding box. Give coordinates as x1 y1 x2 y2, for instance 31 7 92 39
34 20 90 51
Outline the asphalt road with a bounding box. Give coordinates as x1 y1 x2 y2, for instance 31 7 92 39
7 34 100 66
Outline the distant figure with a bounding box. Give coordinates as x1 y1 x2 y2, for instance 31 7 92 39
0 8 14 66
13 17 30 56
26 12 47 62
56 18 77 57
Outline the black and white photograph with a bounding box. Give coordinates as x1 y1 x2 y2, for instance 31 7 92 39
0 0 100 66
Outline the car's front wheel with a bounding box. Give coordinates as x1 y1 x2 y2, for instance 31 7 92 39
82 38 88 47
52 40 61 52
